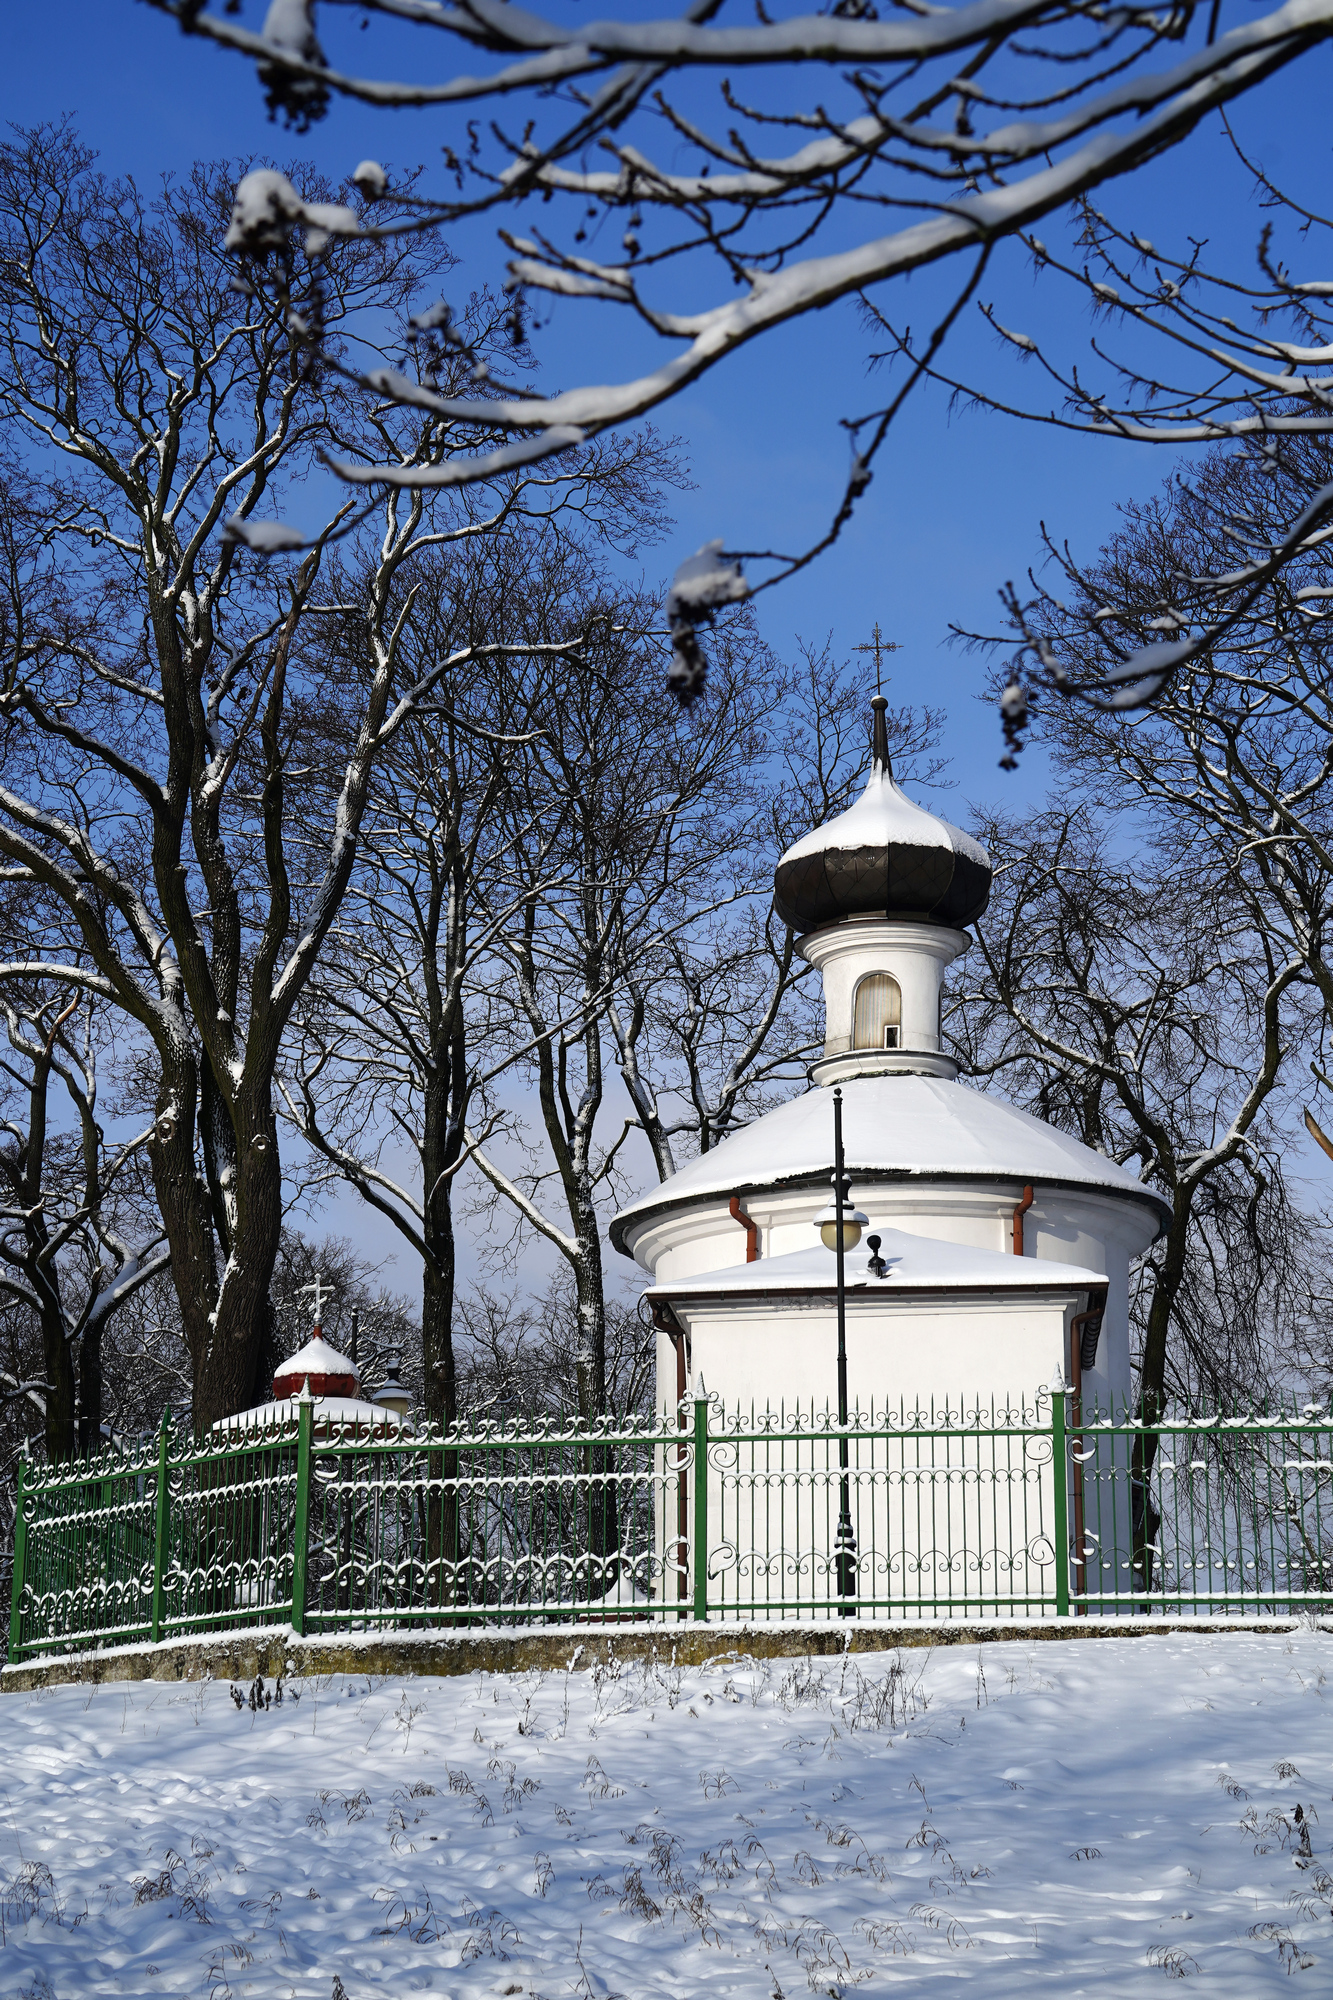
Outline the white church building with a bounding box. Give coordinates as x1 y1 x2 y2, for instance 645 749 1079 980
610 697 1168 1616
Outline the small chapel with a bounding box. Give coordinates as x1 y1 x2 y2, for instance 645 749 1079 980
612 695 1169 1428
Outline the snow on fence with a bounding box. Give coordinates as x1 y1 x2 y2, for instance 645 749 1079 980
8 1390 1333 1661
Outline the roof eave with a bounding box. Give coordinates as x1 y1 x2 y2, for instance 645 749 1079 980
610 1167 1171 1257
650 1277 1104 1307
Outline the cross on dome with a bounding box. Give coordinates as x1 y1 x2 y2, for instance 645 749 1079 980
299 1273 333 1332
851 621 900 696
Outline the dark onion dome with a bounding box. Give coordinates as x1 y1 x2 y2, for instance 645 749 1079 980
774 696 992 933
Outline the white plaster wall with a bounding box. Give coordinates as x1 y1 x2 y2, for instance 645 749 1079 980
675 1290 1078 1419
663 1291 1074 1621
635 1179 1152 1420
799 919 967 1081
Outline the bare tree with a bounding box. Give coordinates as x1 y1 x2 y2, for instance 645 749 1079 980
610 639 948 1175
0 989 168 1458
0 130 586 1428
984 435 1333 1060
465 606 769 1442
922 157 1333 728
281 527 636 1436
952 806 1318 1579
153 0 1333 640
454 1278 653 1425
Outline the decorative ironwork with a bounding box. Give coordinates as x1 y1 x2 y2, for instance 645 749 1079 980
7 1391 1333 1661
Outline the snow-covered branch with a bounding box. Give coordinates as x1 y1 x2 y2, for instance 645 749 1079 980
146 0 1333 696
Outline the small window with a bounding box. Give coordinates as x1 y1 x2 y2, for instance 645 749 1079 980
853 973 902 1051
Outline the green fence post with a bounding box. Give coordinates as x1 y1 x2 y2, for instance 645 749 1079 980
291 1394 313 1636
1051 1384 1070 1618
150 1412 171 1644
692 1394 709 1623
8 1459 27 1662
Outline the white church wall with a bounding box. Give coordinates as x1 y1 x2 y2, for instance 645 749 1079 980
800 918 967 1082
657 1290 1079 1621
633 1179 1150 1420
676 1289 1080 1419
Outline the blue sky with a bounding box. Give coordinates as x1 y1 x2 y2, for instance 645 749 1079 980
10 6 1331 814
7 6 1331 1293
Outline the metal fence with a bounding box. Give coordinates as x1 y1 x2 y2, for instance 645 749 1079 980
8 1389 1333 1661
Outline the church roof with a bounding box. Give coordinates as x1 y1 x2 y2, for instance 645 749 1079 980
646 1230 1105 1301
773 698 992 933
610 1073 1169 1254
211 1394 413 1437
272 1334 358 1400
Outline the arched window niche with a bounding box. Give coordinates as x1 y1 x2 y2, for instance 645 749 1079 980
852 971 902 1051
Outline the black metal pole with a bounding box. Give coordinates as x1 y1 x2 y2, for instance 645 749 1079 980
833 1088 857 1613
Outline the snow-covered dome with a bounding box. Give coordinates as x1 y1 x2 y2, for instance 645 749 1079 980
272 1335 359 1400
211 1308 415 1437
773 697 992 934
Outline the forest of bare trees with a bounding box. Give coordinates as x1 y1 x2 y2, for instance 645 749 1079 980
6 85 1333 1566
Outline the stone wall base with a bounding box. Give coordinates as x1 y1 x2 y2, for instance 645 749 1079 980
4 1613 1327 1693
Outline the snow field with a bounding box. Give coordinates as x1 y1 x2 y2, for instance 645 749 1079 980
3 1629 1332 1996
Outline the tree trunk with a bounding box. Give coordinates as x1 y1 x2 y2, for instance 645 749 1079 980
1130 1196 1193 1598
210 1087 286 1412
570 1216 619 1580
41 1304 77 1464
147 1053 286 1435
421 1052 462 1605
77 1319 102 1457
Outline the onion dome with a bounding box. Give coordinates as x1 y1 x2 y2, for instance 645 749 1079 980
774 696 992 934
272 1334 359 1401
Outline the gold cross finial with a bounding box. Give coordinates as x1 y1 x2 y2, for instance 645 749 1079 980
851 621 901 695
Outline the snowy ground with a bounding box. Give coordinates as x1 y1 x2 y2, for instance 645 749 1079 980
4 1630 1332 1997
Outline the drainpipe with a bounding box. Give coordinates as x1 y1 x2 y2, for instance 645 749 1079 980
1066 1287 1107 1619
650 1300 690 1614
1012 1184 1034 1256
729 1195 759 1262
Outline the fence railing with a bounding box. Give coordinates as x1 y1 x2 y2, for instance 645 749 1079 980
8 1388 1333 1661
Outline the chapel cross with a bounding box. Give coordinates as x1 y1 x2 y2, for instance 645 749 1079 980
852 621 901 694
300 1273 333 1331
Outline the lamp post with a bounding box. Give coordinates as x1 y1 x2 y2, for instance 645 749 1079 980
813 1087 866 1615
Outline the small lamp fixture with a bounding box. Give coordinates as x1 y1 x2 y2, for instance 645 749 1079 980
814 1182 869 1254
865 1233 889 1280
370 1350 412 1420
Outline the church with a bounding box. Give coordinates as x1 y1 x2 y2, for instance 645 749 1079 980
611 697 1168 1539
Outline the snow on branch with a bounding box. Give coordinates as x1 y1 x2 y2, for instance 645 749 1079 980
225 170 358 258
665 541 749 704
175 1 1333 471
153 0 1333 719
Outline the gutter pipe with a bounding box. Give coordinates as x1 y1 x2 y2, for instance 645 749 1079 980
1012 1184 1034 1256
729 1195 759 1261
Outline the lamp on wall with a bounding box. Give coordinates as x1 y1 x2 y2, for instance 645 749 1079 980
817 1087 859 1614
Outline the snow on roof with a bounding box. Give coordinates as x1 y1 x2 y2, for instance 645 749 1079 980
211 1395 413 1437
778 766 990 874
646 1231 1106 1301
274 1335 356 1384
611 1073 1168 1252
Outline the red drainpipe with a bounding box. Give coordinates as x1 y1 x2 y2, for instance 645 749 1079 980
729 1195 759 1262
1012 1184 1034 1256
